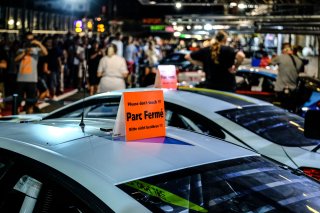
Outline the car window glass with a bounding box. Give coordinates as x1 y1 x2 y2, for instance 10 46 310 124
87 104 119 119
218 105 320 147
62 108 84 118
165 104 225 139
0 150 112 213
118 156 320 212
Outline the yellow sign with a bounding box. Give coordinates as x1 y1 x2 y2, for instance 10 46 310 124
113 90 166 141
97 24 105 32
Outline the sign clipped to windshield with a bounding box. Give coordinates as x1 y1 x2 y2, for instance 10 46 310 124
113 90 166 141
155 65 177 90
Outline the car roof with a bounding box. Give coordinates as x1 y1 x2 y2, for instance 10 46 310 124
0 119 258 185
45 88 271 118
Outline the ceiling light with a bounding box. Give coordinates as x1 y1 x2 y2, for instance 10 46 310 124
176 25 184 32
174 32 181 37
238 3 246 9
175 2 182 9
172 22 177 26
149 1 156 4
8 19 14 26
204 24 213 31
230 2 237 7
186 25 191 30
194 25 203 30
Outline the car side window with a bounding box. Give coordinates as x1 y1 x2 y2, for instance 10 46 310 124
165 103 226 139
0 150 113 213
87 104 119 119
44 97 121 120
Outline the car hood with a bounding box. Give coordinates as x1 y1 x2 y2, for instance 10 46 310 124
0 120 258 184
282 146 320 169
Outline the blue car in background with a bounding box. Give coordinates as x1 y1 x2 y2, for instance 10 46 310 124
236 66 320 116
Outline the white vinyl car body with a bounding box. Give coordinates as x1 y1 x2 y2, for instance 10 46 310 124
2 87 320 179
1 118 320 212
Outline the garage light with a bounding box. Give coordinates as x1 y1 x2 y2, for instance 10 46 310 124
173 32 181 37
238 3 246 9
175 2 182 9
230 2 237 7
204 24 213 31
176 25 184 32
8 19 14 26
194 25 203 30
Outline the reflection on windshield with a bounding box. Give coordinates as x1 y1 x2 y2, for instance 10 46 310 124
218 105 320 147
118 156 320 212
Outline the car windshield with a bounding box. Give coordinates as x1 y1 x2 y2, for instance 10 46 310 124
218 105 320 147
118 156 320 212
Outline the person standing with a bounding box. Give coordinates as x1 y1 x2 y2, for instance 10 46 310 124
43 37 62 99
185 30 245 92
14 32 48 114
88 41 102 95
97 44 128 93
111 32 124 57
271 43 304 111
124 36 138 87
0 44 8 116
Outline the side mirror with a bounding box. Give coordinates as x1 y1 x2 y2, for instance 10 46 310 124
304 110 320 139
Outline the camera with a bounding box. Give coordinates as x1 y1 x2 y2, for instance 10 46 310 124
24 40 35 48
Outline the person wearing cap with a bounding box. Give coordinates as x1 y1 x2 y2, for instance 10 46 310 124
185 30 245 92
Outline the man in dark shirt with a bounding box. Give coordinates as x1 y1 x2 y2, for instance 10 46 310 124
0 45 8 115
185 30 245 92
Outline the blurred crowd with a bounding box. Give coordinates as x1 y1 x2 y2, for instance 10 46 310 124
0 31 317 115
0 32 216 115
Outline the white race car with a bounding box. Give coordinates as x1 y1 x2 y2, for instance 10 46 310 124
1 118 320 212
3 88 320 180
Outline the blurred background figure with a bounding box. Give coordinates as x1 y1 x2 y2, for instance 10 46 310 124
0 44 8 116
97 44 128 92
88 40 102 95
142 40 161 87
14 31 48 114
271 43 304 112
185 30 245 92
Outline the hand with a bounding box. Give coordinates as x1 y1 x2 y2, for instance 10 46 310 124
44 70 51 74
228 65 237 74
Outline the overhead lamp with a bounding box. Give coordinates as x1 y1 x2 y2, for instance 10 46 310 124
176 25 184 32
174 32 181 37
238 3 246 9
149 1 156 5
175 2 182 9
186 25 192 30
230 2 237 7
204 24 213 31
194 25 203 30
8 19 14 26
212 25 230 30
